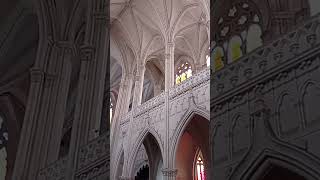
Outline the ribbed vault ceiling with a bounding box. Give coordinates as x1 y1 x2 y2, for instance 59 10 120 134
110 0 210 102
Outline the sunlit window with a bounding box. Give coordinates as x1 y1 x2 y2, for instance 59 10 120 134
211 46 225 71
228 36 243 63
246 24 262 53
212 2 265 68
195 151 205 180
110 99 113 124
206 55 210 67
176 62 192 85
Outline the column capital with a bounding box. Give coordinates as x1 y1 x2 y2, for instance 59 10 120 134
165 53 171 60
167 41 175 48
93 12 109 20
119 176 134 180
48 38 77 55
30 68 45 83
80 45 95 62
162 168 178 177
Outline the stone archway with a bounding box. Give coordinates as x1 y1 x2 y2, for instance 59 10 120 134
259 165 306 180
245 157 316 180
130 132 164 180
173 114 209 180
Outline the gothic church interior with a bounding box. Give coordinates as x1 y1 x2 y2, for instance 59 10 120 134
1 0 320 180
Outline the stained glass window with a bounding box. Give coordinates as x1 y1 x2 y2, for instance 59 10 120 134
176 62 192 85
212 2 264 68
228 36 243 63
246 24 262 53
195 151 205 180
211 46 225 71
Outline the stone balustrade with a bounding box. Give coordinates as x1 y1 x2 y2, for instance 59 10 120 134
38 157 68 180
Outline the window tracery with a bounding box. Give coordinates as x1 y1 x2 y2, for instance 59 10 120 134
176 62 192 85
194 150 205 180
212 1 263 71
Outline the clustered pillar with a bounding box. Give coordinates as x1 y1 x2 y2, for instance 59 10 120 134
132 63 146 109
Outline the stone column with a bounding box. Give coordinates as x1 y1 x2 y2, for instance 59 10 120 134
73 0 109 144
11 68 44 180
110 73 134 148
165 42 175 91
12 40 75 180
163 41 175 180
132 63 146 108
162 169 178 180
66 1 109 178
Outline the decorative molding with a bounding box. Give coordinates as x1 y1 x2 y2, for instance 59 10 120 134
30 68 45 83
80 45 95 62
162 168 178 177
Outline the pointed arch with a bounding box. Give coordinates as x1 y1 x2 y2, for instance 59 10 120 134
300 80 320 127
127 127 164 177
275 90 301 137
246 24 263 53
170 108 209 167
228 36 243 63
231 149 320 180
230 113 250 156
211 46 225 71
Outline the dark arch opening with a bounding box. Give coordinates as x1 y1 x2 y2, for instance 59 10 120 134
135 164 149 180
259 165 307 180
133 133 163 180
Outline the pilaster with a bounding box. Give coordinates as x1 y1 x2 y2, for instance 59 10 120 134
165 42 175 91
132 63 146 108
12 38 76 180
66 1 109 179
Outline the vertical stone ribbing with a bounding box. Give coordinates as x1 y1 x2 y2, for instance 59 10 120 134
132 64 146 108
66 0 109 179
12 39 75 180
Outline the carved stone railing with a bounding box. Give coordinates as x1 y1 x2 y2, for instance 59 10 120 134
211 13 320 105
77 132 109 170
133 92 166 117
169 67 210 98
75 132 110 179
38 157 68 180
119 67 210 126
